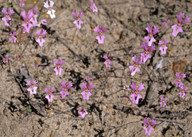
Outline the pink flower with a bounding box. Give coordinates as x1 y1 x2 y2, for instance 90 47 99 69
9 32 17 43
103 54 112 68
86 76 92 82
36 29 47 47
130 83 144 104
94 25 106 44
44 0 56 18
54 59 65 76
175 72 186 88
179 86 188 98
144 25 159 46
60 81 73 99
78 108 88 118
160 97 167 107
143 118 156 136
20 10 34 33
26 80 37 95
73 10 84 29
90 0 98 13
80 82 94 100
19 0 26 7
3 54 12 63
159 39 169 55
45 87 55 102
2 8 14 26
161 18 170 28
140 42 155 63
129 55 143 76
172 13 190 37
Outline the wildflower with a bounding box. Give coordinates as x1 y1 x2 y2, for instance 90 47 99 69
130 82 144 104
86 76 92 82
103 54 112 68
80 82 94 100
160 97 167 107
3 54 12 63
2 8 14 26
143 118 156 136
20 10 34 33
159 39 168 55
172 13 190 37
179 86 188 98
90 0 98 13
54 59 65 76
94 25 106 44
60 81 73 99
45 87 55 102
129 55 143 76
72 10 84 29
19 0 26 7
175 72 186 88
44 0 56 18
26 80 37 95
9 32 17 43
140 42 155 63
36 29 47 47
144 25 159 46
161 18 170 28
78 108 88 118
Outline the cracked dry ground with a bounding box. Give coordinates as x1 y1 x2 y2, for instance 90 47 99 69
0 0 192 137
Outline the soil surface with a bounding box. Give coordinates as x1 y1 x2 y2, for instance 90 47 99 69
0 0 192 137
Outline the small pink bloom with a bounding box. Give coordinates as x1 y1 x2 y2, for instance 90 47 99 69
90 0 98 13
21 10 34 33
19 0 26 7
94 25 106 44
60 81 73 99
45 87 55 102
80 82 94 100
54 59 65 76
144 25 159 46
2 8 14 26
73 10 84 29
129 55 143 76
44 0 56 18
159 39 169 55
175 72 186 88
130 83 144 104
160 97 167 107
161 18 170 28
179 86 188 98
86 76 92 82
141 42 155 63
9 32 17 43
3 54 12 63
36 29 47 47
78 108 88 118
26 80 37 95
172 13 190 37
103 54 112 68
143 118 156 136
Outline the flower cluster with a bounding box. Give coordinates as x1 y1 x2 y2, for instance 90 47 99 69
174 72 188 98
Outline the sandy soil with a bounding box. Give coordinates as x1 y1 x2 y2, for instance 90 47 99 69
0 0 192 137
